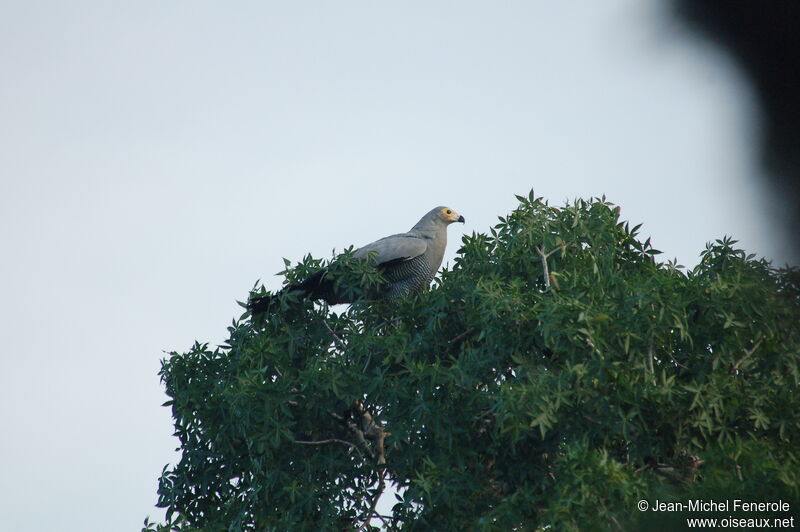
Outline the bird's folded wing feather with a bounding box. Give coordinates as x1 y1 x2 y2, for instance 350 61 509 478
353 233 428 265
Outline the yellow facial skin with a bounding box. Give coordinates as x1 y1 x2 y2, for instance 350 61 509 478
440 207 466 223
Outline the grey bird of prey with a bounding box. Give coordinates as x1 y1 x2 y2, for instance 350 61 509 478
247 206 465 314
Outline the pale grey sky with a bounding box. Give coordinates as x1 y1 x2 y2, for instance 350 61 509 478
0 2 788 530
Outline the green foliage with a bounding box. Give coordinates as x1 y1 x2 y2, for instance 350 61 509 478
149 193 800 531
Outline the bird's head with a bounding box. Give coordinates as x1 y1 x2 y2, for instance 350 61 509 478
436 206 466 224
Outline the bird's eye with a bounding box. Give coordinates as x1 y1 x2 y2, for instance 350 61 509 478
446 209 452 215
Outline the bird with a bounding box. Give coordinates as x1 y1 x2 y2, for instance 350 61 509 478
247 206 465 314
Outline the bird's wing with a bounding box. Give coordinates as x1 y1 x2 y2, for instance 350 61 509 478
353 233 428 266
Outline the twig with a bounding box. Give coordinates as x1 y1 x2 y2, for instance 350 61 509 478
636 457 703 484
448 328 476 345
667 351 688 370
328 410 376 461
371 513 393 527
358 469 387 531
352 425 375 459
294 438 363 458
535 245 563 290
732 338 763 373
581 413 600 425
323 319 346 349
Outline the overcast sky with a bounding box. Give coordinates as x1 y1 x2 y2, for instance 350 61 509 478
0 2 790 531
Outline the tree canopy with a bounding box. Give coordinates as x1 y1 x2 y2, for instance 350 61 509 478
146 193 800 531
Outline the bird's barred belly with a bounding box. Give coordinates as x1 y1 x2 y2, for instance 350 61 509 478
384 256 434 299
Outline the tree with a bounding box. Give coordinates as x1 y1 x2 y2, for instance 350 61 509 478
146 193 800 531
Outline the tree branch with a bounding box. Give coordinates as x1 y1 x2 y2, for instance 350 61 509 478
536 245 562 290
323 319 346 349
448 328 476 345
327 402 391 465
357 468 387 531
294 438 363 459
732 338 763 373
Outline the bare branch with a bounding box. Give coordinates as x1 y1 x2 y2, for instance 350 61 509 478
448 328 476 345
732 338 763 373
328 410 376 461
294 438 363 458
323 319 346 349
357 468 387 531
667 351 688 370
536 245 563 290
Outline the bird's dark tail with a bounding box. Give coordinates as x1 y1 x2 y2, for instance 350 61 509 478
247 269 341 316
246 293 278 315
